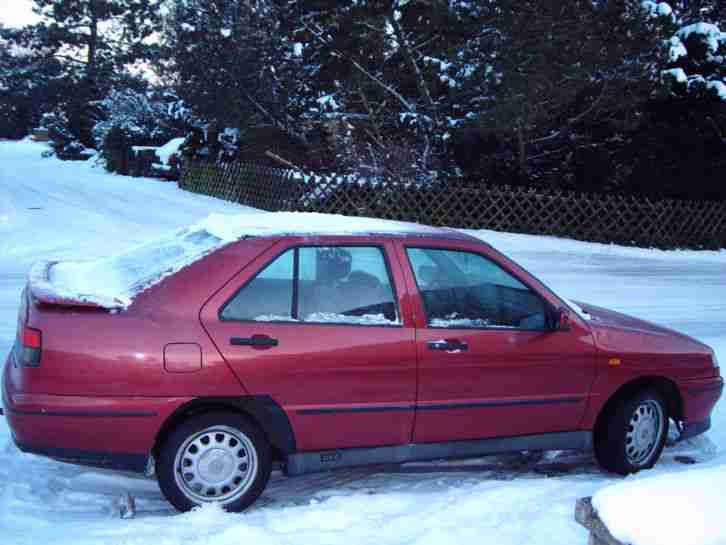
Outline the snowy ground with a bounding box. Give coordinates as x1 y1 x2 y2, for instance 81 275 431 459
0 139 724 545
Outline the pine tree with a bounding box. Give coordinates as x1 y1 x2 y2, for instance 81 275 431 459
0 26 69 138
8 0 162 146
161 0 295 135
453 0 676 187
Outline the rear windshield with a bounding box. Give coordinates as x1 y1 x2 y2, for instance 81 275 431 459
50 227 230 308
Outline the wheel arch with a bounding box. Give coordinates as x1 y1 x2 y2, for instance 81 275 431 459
594 376 683 441
153 396 296 462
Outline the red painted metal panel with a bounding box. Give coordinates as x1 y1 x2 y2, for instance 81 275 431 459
200 237 417 451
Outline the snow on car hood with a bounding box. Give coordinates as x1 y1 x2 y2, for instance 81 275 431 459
567 299 674 336
35 212 446 310
568 300 711 351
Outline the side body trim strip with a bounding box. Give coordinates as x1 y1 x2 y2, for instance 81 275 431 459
296 396 584 416
8 408 157 418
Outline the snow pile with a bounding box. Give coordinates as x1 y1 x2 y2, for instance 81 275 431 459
592 466 726 545
45 212 447 309
156 137 186 165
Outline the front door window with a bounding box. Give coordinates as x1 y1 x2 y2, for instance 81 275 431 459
406 247 547 330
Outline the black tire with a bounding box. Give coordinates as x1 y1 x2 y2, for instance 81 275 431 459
594 389 668 475
156 412 272 513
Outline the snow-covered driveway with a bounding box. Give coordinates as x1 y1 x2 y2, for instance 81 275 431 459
0 140 724 545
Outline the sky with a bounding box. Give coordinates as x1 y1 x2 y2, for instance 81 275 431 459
0 0 41 29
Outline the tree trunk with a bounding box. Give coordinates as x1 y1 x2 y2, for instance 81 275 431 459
517 125 527 177
75 0 99 147
87 0 98 91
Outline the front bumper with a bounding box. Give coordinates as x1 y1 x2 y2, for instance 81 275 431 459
678 417 711 441
677 375 723 440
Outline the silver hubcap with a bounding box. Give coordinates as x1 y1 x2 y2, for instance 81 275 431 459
625 400 664 466
174 425 258 504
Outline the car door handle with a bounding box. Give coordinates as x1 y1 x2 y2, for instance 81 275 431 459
427 339 468 352
230 335 279 349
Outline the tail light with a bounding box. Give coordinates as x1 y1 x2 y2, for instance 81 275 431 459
15 325 42 367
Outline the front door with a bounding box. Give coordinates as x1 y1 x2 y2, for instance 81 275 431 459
397 242 597 444
201 239 417 452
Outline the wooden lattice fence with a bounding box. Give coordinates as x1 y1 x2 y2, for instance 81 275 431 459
180 161 305 211
180 160 726 249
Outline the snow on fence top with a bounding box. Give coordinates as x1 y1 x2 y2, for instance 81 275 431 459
592 465 726 545
41 212 452 309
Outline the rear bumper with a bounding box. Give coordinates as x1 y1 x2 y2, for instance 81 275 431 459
2 369 186 473
14 441 148 472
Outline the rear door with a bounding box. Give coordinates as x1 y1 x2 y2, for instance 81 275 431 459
395 240 597 444
201 237 417 452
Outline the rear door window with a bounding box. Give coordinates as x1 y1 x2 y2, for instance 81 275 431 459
298 246 398 325
221 246 400 326
406 247 547 330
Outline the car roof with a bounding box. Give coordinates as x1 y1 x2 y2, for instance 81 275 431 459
249 227 483 244
196 212 486 245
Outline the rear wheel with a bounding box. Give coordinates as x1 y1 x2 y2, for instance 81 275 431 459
157 412 272 512
595 389 668 475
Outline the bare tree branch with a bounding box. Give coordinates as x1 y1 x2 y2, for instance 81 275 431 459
388 15 437 122
302 20 415 113
568 80 609 126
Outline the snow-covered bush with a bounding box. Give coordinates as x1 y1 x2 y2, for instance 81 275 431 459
40 109 87 157
93 88 201 173
93 89 199 150
661 22 726 101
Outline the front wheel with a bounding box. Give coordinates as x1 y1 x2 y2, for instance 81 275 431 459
595 390 668 475
157 412 272 512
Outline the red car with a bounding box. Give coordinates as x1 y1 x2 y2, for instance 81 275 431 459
3 223 723 512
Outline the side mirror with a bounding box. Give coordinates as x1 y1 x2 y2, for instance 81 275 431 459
559 310 572 332
547 307 572 332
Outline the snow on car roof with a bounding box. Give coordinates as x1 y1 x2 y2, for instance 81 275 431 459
40 212 473 310
197 212 468 240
